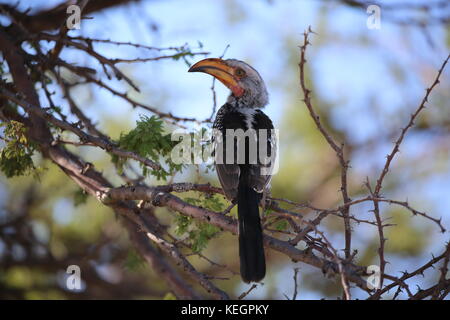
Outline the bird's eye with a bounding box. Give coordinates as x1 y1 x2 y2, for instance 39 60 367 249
235 68 246 77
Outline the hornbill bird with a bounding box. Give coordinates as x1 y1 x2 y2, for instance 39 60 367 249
189 58 276 283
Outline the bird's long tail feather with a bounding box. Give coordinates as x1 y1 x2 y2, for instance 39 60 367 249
237 172 266 283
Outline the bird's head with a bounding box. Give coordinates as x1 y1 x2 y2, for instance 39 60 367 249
189 58 268 108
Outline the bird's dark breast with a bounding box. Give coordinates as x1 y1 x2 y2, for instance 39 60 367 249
213 106 247 131
213 105 274 131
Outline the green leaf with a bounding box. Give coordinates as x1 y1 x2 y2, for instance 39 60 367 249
275 219 288 231
190 222 220 253
123 249 146 272
112 115 184 180
0 121 38 178
174 194 223 253
73 188 88 207
163 292 177 300
174 214 193 236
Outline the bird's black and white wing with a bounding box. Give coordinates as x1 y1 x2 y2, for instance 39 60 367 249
213 105 276 200
213 104 242 200
247 109 276 194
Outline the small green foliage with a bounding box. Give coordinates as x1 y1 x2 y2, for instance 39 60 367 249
204 163 215 174
190 222 220 253
112 115 183 180
174 213 193 236
275 219 288 231
263 209 288 231
49 105 62 115
73 188 88 207
171 43 205 67
163 292 177 300
0 121 37 178
183 194 225 212
202 193 225 212
174 194 224 253
123 249 146 272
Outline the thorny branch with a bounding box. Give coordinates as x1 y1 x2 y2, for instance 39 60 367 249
299 27 353 298
296 27 449 299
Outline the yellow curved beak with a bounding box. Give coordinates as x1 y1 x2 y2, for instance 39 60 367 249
189 58 244 96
